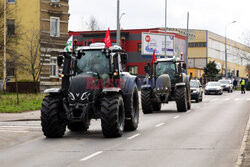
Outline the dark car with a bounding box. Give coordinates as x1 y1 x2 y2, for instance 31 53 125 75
205 82 223 95
218 79 233 93
190 80 203 102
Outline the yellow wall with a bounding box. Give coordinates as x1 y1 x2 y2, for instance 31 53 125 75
4 0 40 82
188 68 204 78
208 57 248 78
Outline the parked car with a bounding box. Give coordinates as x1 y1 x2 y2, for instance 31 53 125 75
205 82 223 95
190 80 203 102
218 79 233 93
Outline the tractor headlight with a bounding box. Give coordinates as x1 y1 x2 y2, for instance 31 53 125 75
68 92 75 101
80 92 90 101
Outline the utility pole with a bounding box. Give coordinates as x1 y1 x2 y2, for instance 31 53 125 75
164 0 167 58
116 0 120 46
3 0 7 93
185 12 189 66
225 21 236 79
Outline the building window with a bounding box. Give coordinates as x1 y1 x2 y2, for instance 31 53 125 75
50 17 60 37
188 42 206 47
8 0 15 4
50 57 58 77
128 66 138 75
7 19 15 35
7 61 15 77
138 43 141 52
51 0 60 2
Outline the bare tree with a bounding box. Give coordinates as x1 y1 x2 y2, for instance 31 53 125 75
87 16 101 31
21 29 41 93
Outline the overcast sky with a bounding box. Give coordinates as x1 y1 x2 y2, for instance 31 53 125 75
69 0 250 44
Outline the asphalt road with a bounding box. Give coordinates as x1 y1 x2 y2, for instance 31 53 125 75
0 91 250 167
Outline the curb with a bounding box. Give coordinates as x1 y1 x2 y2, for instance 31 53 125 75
235 115 250 167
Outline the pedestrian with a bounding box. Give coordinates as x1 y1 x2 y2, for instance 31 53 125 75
240 78 246 94
233 78 238 90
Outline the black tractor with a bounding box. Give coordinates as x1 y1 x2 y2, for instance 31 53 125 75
41 43 139 138
141 58 191 113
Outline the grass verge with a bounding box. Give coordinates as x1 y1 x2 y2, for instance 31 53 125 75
0 93 45 113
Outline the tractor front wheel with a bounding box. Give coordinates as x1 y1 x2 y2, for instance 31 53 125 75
141 89 154 114
101 95 125 138
175 87 188 112
41 96 66 138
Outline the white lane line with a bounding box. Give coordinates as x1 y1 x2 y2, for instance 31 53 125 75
127 133 141 140
235 98 240 101
173 115 180 119
80 151 103 161
224 98 230 101
0 130 29 133
247 98 250 101
187 110 191 113
0 126 41 128
155 123 165 128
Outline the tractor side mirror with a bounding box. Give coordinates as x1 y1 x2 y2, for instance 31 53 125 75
77 50 85 59
144 65 149 73
121 53 128 65
182 63 187 70
57 55 64 67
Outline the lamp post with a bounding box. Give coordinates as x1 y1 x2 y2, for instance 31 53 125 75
3 0 7 93
116 0 120 46
225 20 236 78
164 0 167 58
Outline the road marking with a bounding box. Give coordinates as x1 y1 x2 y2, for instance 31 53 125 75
0 130 29 133
0 126 41 128
247 98 250 101
127 133 141 140
224 98 230 101
173 115 180 119
155 123 165 128
80 151 103 161
235 98 240 101
187 110 191 113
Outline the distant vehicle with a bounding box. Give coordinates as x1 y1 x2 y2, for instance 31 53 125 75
218 80 233 93
190 80 203 102
205 82 223 95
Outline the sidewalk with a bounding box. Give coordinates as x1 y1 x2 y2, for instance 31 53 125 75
0 110 40 122
241 116 250 167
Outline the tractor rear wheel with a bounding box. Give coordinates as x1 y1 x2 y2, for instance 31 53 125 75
68 121 90 132
101 95 125 138
141 89 153 114
175 87 188 112
41 96 66 138
124 86 139 131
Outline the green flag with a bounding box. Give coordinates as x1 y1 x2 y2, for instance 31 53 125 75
64 36 73 52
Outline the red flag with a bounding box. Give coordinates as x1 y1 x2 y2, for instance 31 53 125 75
104 28 112 47
151 50 157 65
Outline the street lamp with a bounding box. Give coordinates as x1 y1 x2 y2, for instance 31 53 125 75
116 0 120 46
3 0 7 93
164 0 167 57
225 20 236 78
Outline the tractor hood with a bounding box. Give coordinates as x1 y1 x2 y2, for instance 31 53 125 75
68 73 97 103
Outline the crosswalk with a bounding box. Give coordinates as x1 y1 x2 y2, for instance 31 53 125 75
0 121 41 133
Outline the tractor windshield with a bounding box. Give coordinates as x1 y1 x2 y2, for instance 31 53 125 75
76 50 109 79
155 61 176 80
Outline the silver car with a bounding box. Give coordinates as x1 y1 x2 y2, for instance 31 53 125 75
205 82 223 95
218 80 233 93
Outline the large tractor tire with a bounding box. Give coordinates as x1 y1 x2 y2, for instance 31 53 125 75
124 85 139 131
141 89 154 114
101 95 125 138
175 86 188 112
41 96 66 138
153 102 161 111
68 121 90 132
